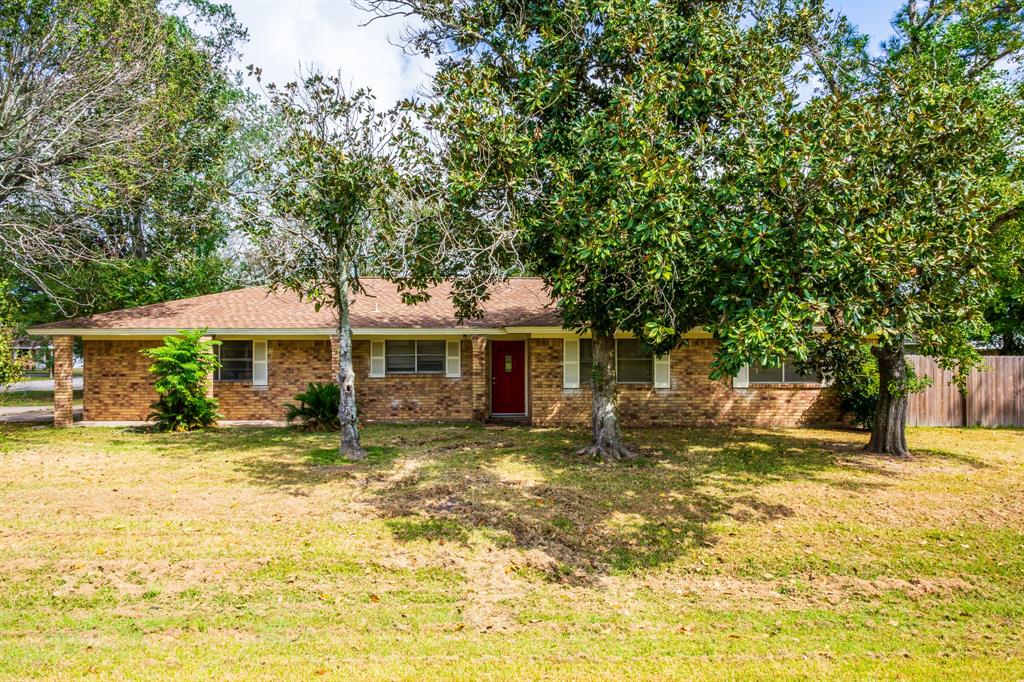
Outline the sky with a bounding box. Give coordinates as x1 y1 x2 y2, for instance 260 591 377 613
224 0 907 107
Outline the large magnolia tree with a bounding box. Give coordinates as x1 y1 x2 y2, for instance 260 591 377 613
706 0 1024 457
369 0 837 459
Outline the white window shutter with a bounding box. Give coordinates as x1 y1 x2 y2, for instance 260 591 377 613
252 340 268 386
446 340 462 377
369 341 385 378
654 353 671 389
733 364 749 389
563 338 580 389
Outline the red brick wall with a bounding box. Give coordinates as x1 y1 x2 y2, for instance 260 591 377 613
528 338 841 427
83 338 335 422
214 340 334 420
83 340 160 421
82 336 840 426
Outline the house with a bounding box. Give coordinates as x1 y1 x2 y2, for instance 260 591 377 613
27 278 840 427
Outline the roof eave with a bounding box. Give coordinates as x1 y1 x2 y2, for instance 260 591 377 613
27 326 510 337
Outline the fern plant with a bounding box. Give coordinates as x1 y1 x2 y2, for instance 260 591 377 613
142 329 221 431
285 382 341 431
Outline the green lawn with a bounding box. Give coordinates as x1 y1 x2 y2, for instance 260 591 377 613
0 423 1021 680
0 389 82 407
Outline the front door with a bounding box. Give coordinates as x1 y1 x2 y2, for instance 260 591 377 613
491 341 526 415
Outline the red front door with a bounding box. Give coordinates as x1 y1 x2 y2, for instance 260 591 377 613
491 341 526 415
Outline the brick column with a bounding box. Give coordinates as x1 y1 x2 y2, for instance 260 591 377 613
330 335 340 383
470 335 489 422
201 336 215 398
53 336 74 428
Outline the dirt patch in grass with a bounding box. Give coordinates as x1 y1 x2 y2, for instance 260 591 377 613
1 424 1022 679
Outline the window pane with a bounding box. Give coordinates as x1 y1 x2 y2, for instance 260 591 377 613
217 341 252 381
415 340 445 373
784 357 819 384
386 340 415 373
616 339 652 383
220 340 253 360
749 360 783 383
416 340 445 356
618 358 653 383
580 339 593 385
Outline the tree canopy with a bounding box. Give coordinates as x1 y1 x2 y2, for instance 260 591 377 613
704 0 1024 455
1 0 249 324
371 0 840 458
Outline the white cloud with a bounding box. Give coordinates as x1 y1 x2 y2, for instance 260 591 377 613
225 0 435 107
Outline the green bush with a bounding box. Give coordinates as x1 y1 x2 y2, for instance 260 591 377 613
829 346 879 429
142 329 221 431
0 280 22 396
285 382 340 431
828 344 931 429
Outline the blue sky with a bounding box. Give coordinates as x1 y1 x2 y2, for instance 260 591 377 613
225 0 908 105
832 0 905 52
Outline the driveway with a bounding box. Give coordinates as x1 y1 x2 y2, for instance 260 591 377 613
10 378 84 391
0 405 83 424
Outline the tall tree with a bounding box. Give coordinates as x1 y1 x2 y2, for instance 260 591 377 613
0 0 248 317
369 0 835 459
242 72 429 460
987 199 1024 354
706 0 1024 456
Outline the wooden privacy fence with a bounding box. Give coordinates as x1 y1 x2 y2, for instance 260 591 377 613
907 355 1024 427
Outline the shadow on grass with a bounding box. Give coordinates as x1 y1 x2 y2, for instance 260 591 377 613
139 422 995 580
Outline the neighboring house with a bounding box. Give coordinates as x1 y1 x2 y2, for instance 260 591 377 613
28 278 839 427
11 337 53 375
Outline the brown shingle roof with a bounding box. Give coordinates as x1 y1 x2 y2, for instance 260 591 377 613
30 278 561 332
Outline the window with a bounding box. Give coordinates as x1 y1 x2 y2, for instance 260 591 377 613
616 339 653 384
385 340 446 374
579 338 593 385
216 340 253 382
748 356 820 385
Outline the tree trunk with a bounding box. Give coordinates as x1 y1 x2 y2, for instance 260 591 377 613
578 331 635 461
335 281 366 461
867 340 910 458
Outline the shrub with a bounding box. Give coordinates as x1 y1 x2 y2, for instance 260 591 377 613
828 344 931 429
0 280 21 396
285 382 340 431
142 329 221 431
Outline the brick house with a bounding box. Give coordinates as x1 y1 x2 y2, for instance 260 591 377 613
28 278 840 427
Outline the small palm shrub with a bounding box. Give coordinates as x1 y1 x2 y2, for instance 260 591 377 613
285 382 340 431
142 329 221 431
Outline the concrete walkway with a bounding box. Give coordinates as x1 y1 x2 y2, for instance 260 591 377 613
9 377 83 391
0 406 83 424
0 407 284 427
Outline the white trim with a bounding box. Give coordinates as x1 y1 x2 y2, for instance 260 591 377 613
28 326 506 338
445 340 462 378
733 365 750 389
562 338 580 389
369 341 386 378
252 340 268 386
505 326 716 339
653 353 671 389
356 327 505 336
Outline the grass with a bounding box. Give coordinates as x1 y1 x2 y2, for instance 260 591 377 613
0 389 82 407
0 423 1021 680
